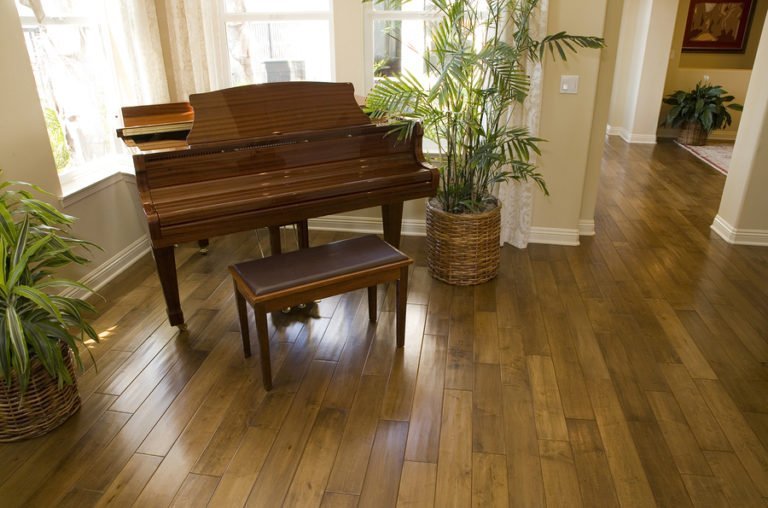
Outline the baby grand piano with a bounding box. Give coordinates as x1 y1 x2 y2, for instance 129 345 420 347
117 81 438 328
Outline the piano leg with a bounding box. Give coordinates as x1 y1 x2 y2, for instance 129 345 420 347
297 220 310 249
153 246 185 328
197 239 209 254
268 226 282 255
381 203 404 248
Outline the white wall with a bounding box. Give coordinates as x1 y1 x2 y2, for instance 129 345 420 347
713 16 768 245
608 0 678 143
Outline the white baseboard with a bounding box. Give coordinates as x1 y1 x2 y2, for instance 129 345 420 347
308 215 427 236
61 236 151 299
578 220 595 236
606 126 657 144
711 215 768 246
657 128 737 142
310 214 581 246
529 227 581 246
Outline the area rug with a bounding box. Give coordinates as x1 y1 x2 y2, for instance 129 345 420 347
675 141 733 175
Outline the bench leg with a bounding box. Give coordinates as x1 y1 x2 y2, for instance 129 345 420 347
234 285 251 357
367 286 377 322
254 305 273 391
396 266 408 348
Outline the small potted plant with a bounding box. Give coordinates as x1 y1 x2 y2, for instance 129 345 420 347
661 81 743 146
365 0 604 284
0 177 99 442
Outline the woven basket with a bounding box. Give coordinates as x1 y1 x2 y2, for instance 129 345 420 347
677 122 707 146
0 344 81 442
426 198 501 285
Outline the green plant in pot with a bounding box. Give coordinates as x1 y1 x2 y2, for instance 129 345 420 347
0 177 99 442
661 81 743 146
365 0 604 284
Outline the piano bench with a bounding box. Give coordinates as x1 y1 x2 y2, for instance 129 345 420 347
229 235 413 391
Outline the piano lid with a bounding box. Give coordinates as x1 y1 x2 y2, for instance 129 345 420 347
117 102 193 150
186 81 372 146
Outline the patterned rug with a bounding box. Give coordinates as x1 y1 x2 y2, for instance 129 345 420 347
675 141 733 175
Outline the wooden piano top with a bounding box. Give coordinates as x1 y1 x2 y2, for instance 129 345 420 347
117 83 370 151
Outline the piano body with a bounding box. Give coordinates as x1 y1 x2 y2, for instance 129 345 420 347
118 81 438 328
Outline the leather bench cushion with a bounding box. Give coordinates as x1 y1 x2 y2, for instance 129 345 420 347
231 235 409 297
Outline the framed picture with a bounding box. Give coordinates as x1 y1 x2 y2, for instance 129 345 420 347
682 0 755 52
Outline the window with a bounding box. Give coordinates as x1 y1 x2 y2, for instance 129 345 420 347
222 0 334 86
15 1 135 191
365 1 439 90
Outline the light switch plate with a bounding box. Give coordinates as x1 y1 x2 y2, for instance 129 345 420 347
560 75 579 94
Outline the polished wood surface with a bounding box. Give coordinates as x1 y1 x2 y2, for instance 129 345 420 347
2 138 767 506
122 82 437 326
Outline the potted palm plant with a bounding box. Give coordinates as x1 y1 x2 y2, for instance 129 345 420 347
365 0 604 284
661 81 743 146
0 177 99 441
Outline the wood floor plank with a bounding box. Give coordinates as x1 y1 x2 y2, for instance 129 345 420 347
646 390 713 476
704 450 766 508
207 426 277 507
283 407 346 507
326 375 388 495
434 389 473 508
538 439 582 508
95 453 163 507
472 362 505 454
502 372 545 507
0 392 117 508
381 304 427 421
136 333 242 457
245 360 336 507
396 461 437 508
586 379 656 508
647 299 717 380
321 492 360 508
696 379 768 497
680 474 729 508
628 420 694 507
22 410 129 508
543 312 594 420
404 334 447 462
169 473 219 507
134 334 249 508
472 452 509 508
567 419 619 508
358 420 409 508
474 311 500 364
75 347 206 492
527 355 569 441
659 363 731 452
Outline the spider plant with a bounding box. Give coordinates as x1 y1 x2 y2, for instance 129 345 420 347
365 0 604 213
0 177 99 394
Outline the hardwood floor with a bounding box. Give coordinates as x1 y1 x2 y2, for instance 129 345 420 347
2 137 767 507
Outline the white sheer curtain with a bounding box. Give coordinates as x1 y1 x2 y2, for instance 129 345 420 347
498 0 548 248
161 0 224 101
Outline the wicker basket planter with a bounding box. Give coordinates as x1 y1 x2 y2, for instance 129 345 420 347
0 343 81 442
426 198 501 285
677 122 707 146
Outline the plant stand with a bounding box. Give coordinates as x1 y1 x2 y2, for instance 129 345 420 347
677 122 707 146
426 199 501 285
0 344 81 442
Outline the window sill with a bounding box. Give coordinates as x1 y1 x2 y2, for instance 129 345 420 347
59 159 135 208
